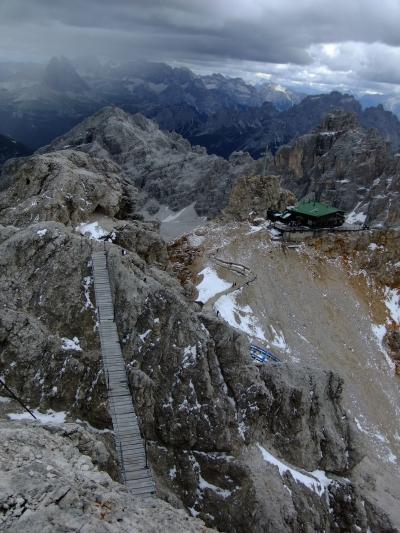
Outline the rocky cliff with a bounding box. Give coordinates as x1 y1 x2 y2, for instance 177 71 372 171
0 136 398 531
270 111 400 228
223 174 296 221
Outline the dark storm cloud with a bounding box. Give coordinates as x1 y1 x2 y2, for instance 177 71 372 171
1 0 400 89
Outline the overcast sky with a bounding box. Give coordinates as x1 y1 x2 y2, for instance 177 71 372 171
1 0 400 94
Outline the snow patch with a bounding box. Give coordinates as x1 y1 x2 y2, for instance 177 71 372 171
82 276 94 310
139 329 151 342
214 290 266 341
75 221 108 241
257 444 333 496
270 325 290 353
8 409 66 424
371 325 395 370
182 345 197 368
188 234 205 247
196 267 232 303
198 474 232 499
346 203 367 225
36 229 48 237
385 287 400 324
61 337 82 352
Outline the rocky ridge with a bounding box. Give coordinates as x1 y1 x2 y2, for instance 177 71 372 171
39 106 257 218
0 116 398 531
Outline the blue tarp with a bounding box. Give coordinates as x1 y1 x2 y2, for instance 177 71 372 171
250 344 281 364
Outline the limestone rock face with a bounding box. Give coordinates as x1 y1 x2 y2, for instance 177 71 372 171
0 140 398 531
223 174 296 221
312 228 400 287
0 150 136 227
0 421 213 532
271 111 400 227
39 106 257 217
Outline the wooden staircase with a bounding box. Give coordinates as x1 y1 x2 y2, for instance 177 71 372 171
92 251 155 497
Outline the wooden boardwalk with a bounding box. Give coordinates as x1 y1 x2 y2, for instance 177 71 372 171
92 251 155 497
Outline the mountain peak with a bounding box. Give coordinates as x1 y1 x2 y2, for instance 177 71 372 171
318 110 359 132
43 56 89 93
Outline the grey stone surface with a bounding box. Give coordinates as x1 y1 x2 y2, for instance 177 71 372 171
0 133 398 531
0 421 214 532
39 106 257 217
223 173 296 221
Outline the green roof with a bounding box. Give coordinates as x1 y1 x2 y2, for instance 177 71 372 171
289 201 343 218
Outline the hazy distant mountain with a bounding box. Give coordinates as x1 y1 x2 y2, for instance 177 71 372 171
42 56 89 93
185 91 400 158
358 93 400 120
255 81 305 110
1 58 400 158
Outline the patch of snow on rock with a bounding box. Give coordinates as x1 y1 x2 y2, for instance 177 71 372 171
36 229 48 237
139 329 151 342
257 443 333 497
385 287 400 325
371 325 395 370
75 221 108 241
270 325 290 353
8 409 67 424
61 337 82 352
196 267 232 303
214 290 266 341
346 203 367 225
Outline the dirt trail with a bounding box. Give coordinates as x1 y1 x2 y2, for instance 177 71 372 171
194 222 400 473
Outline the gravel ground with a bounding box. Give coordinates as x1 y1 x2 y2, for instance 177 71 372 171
191 220 400 526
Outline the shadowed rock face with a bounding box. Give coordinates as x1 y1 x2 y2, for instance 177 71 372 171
270 111 400 228
0 137 398 530
39 106 257 218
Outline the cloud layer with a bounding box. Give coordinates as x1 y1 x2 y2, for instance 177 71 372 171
1 0 400 92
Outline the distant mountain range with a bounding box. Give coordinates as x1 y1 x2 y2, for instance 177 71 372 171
1 57 400 160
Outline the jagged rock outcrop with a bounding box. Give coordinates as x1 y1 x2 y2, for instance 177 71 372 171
0 421 213 532
270 111 400 228
0 150 138 227
39 106 257 217
223 174 296 221
0 141 398 531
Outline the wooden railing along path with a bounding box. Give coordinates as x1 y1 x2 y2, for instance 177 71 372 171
92 251 155 497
